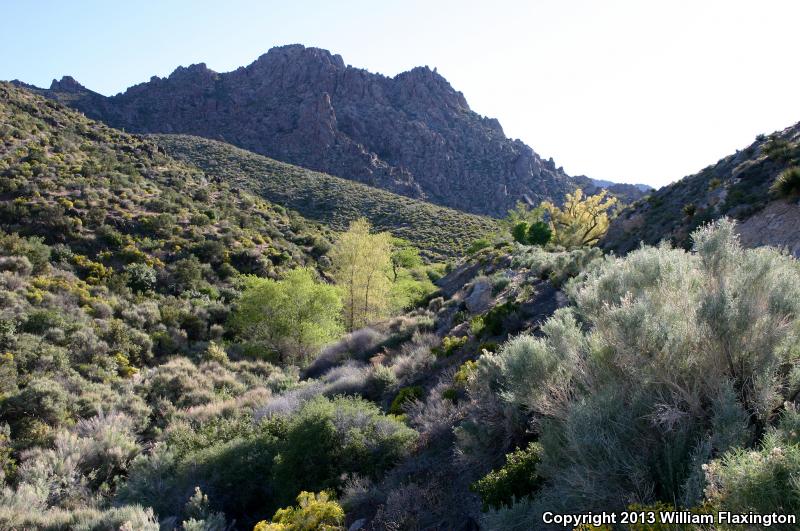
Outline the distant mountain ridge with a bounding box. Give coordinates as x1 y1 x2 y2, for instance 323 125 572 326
152 133 499 260
16 44 645 216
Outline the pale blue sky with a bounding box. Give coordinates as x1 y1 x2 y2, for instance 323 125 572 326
2 0 799 187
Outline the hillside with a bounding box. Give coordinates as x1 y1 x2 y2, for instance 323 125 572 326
153 133 498 260
603 121 800 254
0 82 345 527
0 82 332 277
22 44 645 217
1 81 799 530
262 220 800 529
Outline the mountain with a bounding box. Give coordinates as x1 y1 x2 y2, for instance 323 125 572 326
2 81 799 530
152 134 498 260
572 175 653 205
21 44 645 217
602 121 800 255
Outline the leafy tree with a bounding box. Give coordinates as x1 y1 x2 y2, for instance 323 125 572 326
230 268 343 364
503 201 545 229
505 202 551 246
390 238 422 282
254 491 344 531
329 218 393 331
511 222 530 245
526 221 552 246
541 189 617 248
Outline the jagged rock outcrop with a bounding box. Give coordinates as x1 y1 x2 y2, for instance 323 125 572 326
21 44 637 216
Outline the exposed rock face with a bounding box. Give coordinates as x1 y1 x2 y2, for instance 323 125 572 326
736 199 800 257
464 278 493 314
27 44 620 217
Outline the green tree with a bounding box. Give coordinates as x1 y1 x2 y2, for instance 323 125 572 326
541 189 617 248
526 221 552 246
330 218 393 332
390 238 422 282
230 268 343 364
511 222 530 244
506 202 550 246
502 201 545 230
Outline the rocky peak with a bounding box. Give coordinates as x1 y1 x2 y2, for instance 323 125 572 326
253 44 346 70
391 66 469 112
31 45 642 216
49 75 87 93
168 62 217 79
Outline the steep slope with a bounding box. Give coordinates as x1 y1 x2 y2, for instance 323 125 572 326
22 44 643 216
0 81 362 529
0 80 328 404
0 82 326 278
153 134 498 260
603 121 800 254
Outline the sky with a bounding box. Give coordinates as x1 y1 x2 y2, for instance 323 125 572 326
2 0 799 188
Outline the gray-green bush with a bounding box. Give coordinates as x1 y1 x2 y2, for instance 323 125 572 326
478 219 800 524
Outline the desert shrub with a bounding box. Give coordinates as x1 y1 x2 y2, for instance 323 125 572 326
405 377 462 438
0 502 160 531
0 232 50 273
180 486 230 531
453 360 478 386
466 238 492 255
11 412 141 511
370 364 397 396
119 423 282 526
318 362 373 397
480 219 800 522
481 302 520 337
769 166 800 197
4 377 73 433
0 255 33 276
548 246 603 286
72 412 141 488
306 327 386 378
124 262 156 293
171 256 204 292
471 442 543 511
389 386 423 415
489 271 511 293
432 335 468 358
763 136 792 161
272 396 417 506
703 407 800 521
390 332 438 386
253 490 345 531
